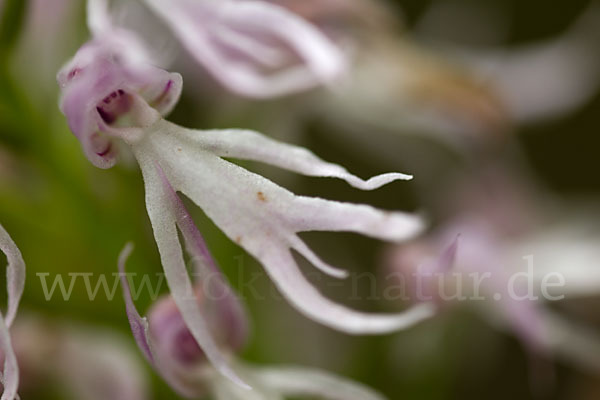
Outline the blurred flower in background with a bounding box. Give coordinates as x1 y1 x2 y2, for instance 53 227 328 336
386 166 600 376
8 314 148 400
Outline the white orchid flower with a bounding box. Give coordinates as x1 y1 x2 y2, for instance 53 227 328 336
57 5 432 388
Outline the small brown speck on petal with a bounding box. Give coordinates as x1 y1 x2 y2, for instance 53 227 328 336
257 191 267 202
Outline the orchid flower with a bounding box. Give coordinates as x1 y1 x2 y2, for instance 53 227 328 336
0 225 25 400
137 0 346 98
119 244 386 400
57 6 432 388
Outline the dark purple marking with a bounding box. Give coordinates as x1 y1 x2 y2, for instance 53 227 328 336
96 143 112 157
96 107 115 124
151 80 174 107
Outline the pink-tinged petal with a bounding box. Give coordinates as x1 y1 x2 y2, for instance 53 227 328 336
118 245 205 398
133 120 431 334
452 224 547 353
140 74 183 117
143 0 346 97
253 366 386 400
137 162 250 390
57 37 182 168
56 324 149 400
0 225 25 328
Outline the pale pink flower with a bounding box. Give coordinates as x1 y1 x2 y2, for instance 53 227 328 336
57 10 431 388
140 0 346 97
7 315 149 400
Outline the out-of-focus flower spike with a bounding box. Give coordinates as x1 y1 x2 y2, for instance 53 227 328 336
0 225 25 400
252 366 386 400
461 2 600 123
143 0 346 98
289 197 423 242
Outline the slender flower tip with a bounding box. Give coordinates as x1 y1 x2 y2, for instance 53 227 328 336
347 172 413 191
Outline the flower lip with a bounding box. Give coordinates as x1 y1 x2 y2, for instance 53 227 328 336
57 38 183 168
143 0 347 98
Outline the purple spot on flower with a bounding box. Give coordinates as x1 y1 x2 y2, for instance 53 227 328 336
68 67 81 80
151 80 174 107
96 143 112 157
173 327 205 364
97 90 132 124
